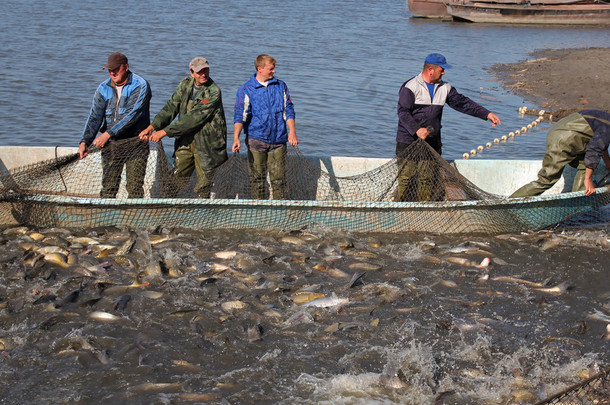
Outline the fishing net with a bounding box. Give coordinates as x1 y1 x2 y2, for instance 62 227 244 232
0 136 609 233
535 367 609 405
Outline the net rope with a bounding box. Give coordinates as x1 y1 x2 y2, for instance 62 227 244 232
535 367 609 405
0 136 609 233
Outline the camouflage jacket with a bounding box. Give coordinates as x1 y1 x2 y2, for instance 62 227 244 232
152 77 228 170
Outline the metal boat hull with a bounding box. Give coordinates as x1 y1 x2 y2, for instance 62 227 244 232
447 2 610 24
1 147 608 234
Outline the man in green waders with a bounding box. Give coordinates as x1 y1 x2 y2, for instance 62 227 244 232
139 57 227 198
511 109 610 198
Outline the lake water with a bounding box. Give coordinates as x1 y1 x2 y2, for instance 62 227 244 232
1 1 609 404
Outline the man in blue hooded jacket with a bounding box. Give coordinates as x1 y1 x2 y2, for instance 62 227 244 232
232 54 298 199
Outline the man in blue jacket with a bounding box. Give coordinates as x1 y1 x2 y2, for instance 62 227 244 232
395 53 501 201
79 52 151 198
511 109 610 197
232 54 298 199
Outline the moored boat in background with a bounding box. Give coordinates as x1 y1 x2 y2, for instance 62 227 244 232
407 0 451 18
407 0 610 24
447 0 610 24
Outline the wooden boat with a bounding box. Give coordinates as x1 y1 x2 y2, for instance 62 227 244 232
447 0 610 24
0 146 608 234
407 0 451 18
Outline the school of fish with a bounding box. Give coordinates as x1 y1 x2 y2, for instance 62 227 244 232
0 224 608 404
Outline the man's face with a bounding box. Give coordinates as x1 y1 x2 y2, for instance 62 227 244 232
429 65 445 83
108 64 129 86
257 62 275 82
190 67 210 86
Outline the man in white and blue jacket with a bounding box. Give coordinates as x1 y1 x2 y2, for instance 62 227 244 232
395 53 501 201
232 54 298 199
79 52 151 198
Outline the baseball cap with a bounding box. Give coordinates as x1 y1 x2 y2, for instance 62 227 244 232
424 53 452 69
102 52 128 70
189 57 210 72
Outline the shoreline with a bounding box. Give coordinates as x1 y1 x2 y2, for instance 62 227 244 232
491 47 610 120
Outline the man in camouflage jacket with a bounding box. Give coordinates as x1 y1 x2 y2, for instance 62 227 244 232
139 57 228 198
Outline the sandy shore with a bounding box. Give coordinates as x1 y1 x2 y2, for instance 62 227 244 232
491 47 610 120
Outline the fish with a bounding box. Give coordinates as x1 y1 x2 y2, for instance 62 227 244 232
43 252 70 268
532 281 572 295
345 271 365 289
28 232 46 241
510 389 540 403
221 300 249 312
115 232 136 256
283 311 314 327
128 382 183 393
542 336 584 347
3 226 30 235
176 393 221 402
490 275 546 287
214 250 239 259
312 264 350 279
348 262 382 271
279 235 306 245
435 279 458 288
587 309 610 323
70 236 100 246
290 291 325 305
302 293 348 308
140 291 164 299
89 311 121 322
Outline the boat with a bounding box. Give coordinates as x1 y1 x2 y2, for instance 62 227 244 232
406 0 610 24
407 0 451 18
1 145 609 234
447 0 610 24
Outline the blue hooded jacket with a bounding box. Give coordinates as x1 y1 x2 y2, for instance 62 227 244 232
234 73 295 144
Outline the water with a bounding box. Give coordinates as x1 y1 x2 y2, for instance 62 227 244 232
1 0 609 160
1 1 609 404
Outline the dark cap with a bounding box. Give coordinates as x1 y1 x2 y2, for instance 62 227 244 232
102 52 128 70
424 53 452 69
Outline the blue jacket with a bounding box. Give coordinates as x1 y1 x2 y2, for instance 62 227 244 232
234 74 295 144
81 71 151 146
396 73 490 154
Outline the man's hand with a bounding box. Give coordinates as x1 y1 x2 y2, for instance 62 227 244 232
231 139 241 153
416 127 430 140
77 142 87 159
487 113 501 127
138 125 154 140
149 130 166 142
288 132 299 146
93 132 111 148
584 178 596 196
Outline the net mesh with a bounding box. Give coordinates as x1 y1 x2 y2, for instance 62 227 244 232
0 137 609 233
535 368 610 405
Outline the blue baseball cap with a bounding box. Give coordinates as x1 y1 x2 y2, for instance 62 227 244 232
425 53 452 69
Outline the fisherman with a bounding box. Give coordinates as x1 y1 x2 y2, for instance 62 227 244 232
139 57 228 198
396 53 501 201
232 54 298 200
79 52 152 198
511 109 610 197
